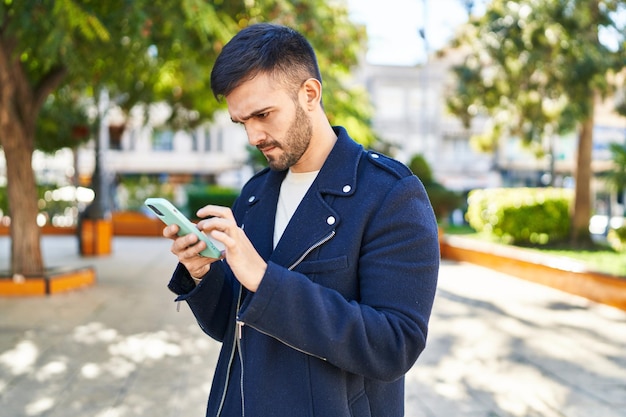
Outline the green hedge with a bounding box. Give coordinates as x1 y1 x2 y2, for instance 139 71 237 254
424 182 464 222
185 184 239 218
466 187 573 245
608 226 626 252
408 154 463 223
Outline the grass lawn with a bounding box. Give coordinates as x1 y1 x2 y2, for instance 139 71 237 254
530 247 626 277
443 225 626 278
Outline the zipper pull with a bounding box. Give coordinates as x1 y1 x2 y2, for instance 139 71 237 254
237 320 244 340
176 301 181 312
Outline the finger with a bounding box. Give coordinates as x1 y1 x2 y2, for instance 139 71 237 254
172 241 206 266
197 217 238 237
209 229 236 248
163 224 180 239
182 242 205 260
196 205 235 221
171 233 203 256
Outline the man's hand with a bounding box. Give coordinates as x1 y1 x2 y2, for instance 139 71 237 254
163 224 220 279
195 205 267 292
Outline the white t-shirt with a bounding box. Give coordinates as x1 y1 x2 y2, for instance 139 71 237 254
273 170 319 248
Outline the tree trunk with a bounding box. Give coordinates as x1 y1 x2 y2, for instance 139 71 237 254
0 34 67 276
570 110 594 247
2 131 44 276
0 78 43 275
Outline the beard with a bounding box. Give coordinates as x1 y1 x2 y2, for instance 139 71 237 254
262 104 313 171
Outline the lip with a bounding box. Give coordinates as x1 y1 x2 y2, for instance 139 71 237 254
259 145 276 154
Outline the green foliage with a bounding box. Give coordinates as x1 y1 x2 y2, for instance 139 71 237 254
185 184 239 218
448 0 625 151
116 175 175 211
408 154 463 222
36 86 91 153
605 143 626 192
447 0 626 245
408 154 434 184
0 186 7 217
424 182 464 222
466 187 574 245
608 226 626 252
5 0 373 152
1 0 374 164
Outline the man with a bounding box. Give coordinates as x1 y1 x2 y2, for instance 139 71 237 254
164 23 439 417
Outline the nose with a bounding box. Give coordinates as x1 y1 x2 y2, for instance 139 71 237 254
244 122 266 146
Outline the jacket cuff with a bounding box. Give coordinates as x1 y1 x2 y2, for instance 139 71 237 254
168 262 199 295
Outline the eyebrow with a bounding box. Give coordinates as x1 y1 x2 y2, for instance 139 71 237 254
231 106 273 123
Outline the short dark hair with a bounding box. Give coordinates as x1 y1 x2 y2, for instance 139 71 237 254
210 23 322 100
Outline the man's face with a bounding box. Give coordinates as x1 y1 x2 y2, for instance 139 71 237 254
226 73 313 171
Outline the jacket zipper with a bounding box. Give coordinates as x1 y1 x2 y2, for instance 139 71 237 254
237 320 245 416
216 285 244 417
288 230 336 271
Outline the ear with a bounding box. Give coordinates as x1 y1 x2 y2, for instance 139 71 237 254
301 78 322 110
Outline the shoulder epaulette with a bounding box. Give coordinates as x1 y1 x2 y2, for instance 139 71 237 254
364 151 413 179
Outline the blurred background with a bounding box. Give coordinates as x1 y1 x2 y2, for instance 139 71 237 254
1 0 625 276
1 3 625 416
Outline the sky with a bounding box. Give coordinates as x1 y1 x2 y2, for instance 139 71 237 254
346 0 486 66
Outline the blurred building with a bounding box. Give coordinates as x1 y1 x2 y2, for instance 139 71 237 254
356 49 498 192
0 105 251 190
103 108 251 188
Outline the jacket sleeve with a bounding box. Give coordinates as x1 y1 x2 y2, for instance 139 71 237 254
167 193 252 342
237 175 439 382
168 261 235 342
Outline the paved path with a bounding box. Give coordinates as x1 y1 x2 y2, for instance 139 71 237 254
1 236 625 417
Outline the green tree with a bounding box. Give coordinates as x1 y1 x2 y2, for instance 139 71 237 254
0 0 370 276
447 0 626 246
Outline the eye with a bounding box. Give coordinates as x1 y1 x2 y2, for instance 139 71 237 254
255 112 269 119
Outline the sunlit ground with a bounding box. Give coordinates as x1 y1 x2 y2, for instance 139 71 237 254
1 237 625 417
406 261 626 417
0 322 216 417
0 236 218 417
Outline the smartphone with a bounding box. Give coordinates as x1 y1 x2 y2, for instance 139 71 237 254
144 197 224 259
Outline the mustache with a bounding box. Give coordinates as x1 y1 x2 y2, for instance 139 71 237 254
257 140 280 151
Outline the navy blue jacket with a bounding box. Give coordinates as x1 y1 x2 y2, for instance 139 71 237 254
169 127 440 417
